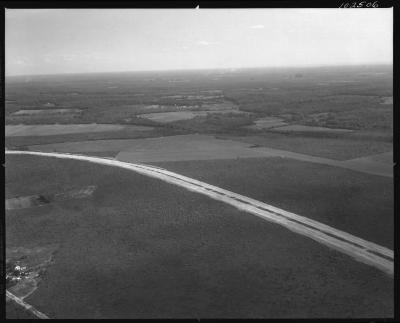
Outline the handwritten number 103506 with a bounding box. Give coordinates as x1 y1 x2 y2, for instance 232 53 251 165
339 1 379 7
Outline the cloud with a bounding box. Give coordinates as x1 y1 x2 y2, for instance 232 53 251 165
250 24 265 29
196 40 220 46
13 57 28 66
196 40 211 46
61 54 78 61
43 53 56 63
42 51 111 64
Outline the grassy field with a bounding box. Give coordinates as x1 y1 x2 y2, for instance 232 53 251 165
10 131 392 162
6 65 392 164
152 157 393 248
6 155 393 318
218 133 393 160
5 127 188 149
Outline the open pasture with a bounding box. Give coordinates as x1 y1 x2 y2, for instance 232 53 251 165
270 124 353 134
22 133 392 177
12 108 82 116
244 116 287 130
219 133 392 160
5 124 154 137
138 109 247 123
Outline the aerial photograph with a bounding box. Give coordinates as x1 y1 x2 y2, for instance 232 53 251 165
4 6 394 319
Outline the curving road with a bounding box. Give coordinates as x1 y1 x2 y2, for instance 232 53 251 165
5 150 393 275
5 149 394 318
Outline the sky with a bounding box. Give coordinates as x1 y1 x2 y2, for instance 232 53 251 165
6 8 393 76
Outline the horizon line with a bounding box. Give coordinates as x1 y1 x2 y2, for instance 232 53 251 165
6 62 393 78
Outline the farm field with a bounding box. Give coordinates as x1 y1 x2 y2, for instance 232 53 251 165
5 64 393 319
269 124 353 133
5 124 154 137
5 127 187 149
21 134 392 177
16 131 393 162
113 135 392 177
244 116 287 130
218 133 393 160
137 109 247 123
12 108 82 115
5 65 392 160
5 155 393 318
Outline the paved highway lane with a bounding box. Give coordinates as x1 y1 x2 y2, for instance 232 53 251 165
6 152 393 318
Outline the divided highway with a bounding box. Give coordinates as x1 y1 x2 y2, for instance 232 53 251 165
5 150 393 277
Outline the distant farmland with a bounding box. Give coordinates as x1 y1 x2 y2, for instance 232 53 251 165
6 64 393 319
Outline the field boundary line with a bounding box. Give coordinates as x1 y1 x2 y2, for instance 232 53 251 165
5 150 393 276
6 290 50 319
